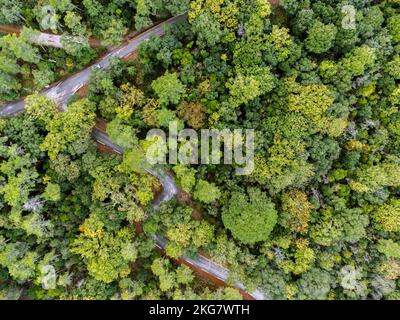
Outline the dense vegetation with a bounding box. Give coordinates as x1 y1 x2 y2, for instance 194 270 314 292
1 0 400 300
0 0 188 102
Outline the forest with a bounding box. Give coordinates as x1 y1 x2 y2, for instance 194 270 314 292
0 0 399 300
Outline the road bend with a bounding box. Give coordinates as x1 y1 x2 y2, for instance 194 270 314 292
1 12 265 300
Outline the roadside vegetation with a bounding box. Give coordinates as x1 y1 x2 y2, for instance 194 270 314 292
1 0 400 300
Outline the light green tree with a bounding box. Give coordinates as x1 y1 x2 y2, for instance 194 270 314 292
151 72 185 106
222 188 277 244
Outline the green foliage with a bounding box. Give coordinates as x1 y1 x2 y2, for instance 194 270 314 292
151 72 186 106
310 205 369 247
0 0 23 24
173 165 196 193
151 257 195 292
1 0 400 301
25 94 58 125
222 188 277 244
288 83 334 123
386 56 400 79
373 200 400 232
350 160 400 193
377 239 400 259
305 21 337 54
296 268 333 300
106 119 138 150
97 17 127 46
71 215 137 283
0 32 41 64
388 15 400 43
39 99 96 160
193 180 221 203
42 183 61 202
280 190 312 233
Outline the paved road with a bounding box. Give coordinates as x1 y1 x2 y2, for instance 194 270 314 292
92 127 265 300
153 235 265 300
0 13 188 117
92 128 178 207
1 12 265 300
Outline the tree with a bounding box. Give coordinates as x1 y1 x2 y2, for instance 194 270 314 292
96 17 127 46
64 277 117 300
189 12 224 47
373 200 400 232
340 45 376 78
177 101 206 129
71 215 137 283
266 25 294 63
222 188 277 244
1 0 400 302
0 0 23 24
370 275 396 299
151 72 185 106
0 32 41 64
278 239 316 275
280 190 312 233
134 0 153 30
117 145 150 174
61 35 91 57
226 74 261 107
117 278 144 300
191 221 214 247
288 83 334 123
193 180 221 204
386 56 400 79
156 108 180 128
39 98 96 160
0 238 38 282
42 182 60 202
377 239 400 259
249 137 314 194
310 206 369 246
350 160 400 193
151 257 183 292
305 21 337 54
64 11 86 35
378 259 400 281
106 119 138 150
20 212 54 239
172 165 196 193
296 268 333 300
387 14 400 43
50 154 80 182
338 266 368 299
25 94 58 126
175 265 195 285
82 0 103 18
32 63 56 89
0 150 39 209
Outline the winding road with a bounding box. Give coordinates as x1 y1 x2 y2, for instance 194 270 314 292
92 128 179 208
92 127 265 300
1 13 266 300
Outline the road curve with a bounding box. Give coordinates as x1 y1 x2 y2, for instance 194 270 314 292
0 13 266 300
91 128 178 207
91 127 265 300
0 13 188 118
